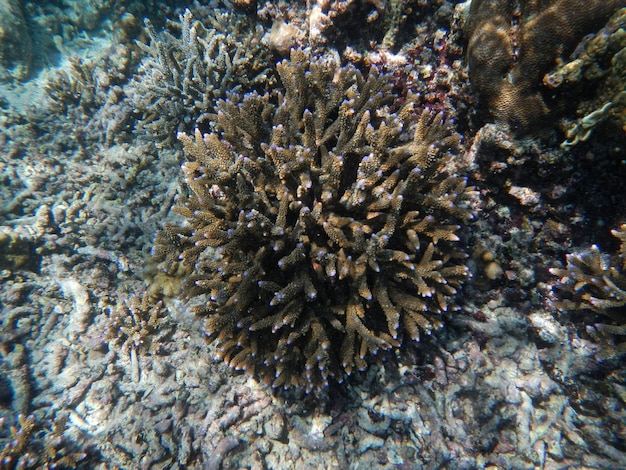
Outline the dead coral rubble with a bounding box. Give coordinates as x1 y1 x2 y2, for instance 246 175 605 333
155 49 476 392
464 0 626 133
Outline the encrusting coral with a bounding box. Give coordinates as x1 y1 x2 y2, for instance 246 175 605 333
155 49 477 392
550 225 626 360
464 0 626 133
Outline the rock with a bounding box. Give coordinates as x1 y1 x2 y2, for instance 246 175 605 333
0 0 32 80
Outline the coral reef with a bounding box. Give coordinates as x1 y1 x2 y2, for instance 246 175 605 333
1 1 625 468
155 49 476 392
129 8 273 143
464 0 626 133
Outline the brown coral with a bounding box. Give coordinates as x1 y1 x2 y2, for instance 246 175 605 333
464 0 626 133
0 413 88 469
155 49 476 392
544 7 626 149
550 225 626 359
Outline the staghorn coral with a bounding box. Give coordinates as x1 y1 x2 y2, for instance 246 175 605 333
105 295 169 354
464 0 626 133
0 413 88 469
544 7 626 149
130 8 273 144
550 225 626 359
0 0 32 81
155 49 476 392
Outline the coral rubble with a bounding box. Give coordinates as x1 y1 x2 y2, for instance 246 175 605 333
464 0 626 133
156 49 476 392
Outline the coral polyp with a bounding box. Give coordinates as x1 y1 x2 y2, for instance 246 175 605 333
155 49 476 392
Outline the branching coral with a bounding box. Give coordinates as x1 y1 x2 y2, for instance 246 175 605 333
464 0 625 133
0 413 88 469
130 8 273 143
105 294 170 382
155 49 476 392
550 225 626 359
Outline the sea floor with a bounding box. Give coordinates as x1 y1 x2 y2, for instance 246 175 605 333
0 1 625 468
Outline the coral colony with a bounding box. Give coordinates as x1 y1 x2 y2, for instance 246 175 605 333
155 49 477 392
2 0 626 466
464 0 625 133
550 225 626 359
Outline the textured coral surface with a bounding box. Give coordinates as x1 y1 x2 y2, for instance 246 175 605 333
157 49 476 391
465 0 626 132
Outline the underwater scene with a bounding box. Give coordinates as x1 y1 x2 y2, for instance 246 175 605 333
0 0 625 468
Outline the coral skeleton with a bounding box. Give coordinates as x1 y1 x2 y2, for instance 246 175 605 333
156 49 476 391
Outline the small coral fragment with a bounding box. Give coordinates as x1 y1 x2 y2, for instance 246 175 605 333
105 295 169 354
551 225 626 359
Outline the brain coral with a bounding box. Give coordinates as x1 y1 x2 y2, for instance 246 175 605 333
464 0 625 133
155 49 477 392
